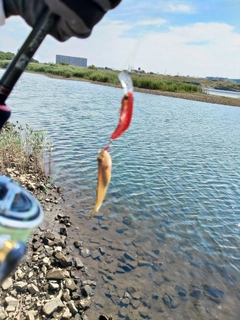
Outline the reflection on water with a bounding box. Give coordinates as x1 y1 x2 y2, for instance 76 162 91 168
4 71 240 319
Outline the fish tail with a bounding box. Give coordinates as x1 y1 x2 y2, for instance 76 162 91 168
90 204 100 218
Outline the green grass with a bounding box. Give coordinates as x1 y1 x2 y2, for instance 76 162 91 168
0 122 51 175
0 60 203 94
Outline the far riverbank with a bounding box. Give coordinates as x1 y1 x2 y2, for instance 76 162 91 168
1 66 240 107
35 71 240 108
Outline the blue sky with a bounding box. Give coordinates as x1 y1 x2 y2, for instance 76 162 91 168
1 0 240 78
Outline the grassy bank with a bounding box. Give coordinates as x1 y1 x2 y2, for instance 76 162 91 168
0 60 202 94
0 122 51 177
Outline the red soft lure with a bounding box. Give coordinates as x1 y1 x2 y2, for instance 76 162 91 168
110 72 134 141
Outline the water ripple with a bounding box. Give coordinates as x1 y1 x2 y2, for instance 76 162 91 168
4 71 240 318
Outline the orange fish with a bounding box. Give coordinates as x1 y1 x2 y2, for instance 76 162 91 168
91 150 112 217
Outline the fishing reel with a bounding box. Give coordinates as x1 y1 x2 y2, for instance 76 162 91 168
0 176 44 283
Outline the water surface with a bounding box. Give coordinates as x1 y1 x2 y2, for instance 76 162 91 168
4 71 240 319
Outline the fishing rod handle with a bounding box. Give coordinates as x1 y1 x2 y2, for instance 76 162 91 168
0 8 58 105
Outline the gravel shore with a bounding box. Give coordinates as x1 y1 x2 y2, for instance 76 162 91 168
0 168 102 320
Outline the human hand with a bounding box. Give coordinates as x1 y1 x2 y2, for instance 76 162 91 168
3 0 121 42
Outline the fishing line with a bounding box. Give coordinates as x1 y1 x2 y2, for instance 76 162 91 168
118 0 170 72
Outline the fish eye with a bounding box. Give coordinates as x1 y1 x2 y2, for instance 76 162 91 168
124 95 129 100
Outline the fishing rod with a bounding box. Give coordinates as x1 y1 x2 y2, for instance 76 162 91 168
0 8 58 129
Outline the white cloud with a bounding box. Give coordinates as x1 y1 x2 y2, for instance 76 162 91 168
132 22 240 77
2 17 240 78
136 19 166 26
167 4 192 13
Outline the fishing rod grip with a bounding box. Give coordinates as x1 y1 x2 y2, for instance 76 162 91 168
0 8 58 105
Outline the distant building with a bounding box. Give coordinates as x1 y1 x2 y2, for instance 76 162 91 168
56 55 87 67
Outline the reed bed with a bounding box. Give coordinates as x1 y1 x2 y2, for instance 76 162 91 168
0 122 51 176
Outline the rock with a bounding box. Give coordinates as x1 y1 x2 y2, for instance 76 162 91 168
32 241 42 250
61 307 72 319
144 250 159 261
91 250 101 259
67 301 78 316
14 281 28 292
82 280 96 287
55 252 72 267
6 306 15 312
116 267 125 274
120 298 130 306
170 299 179 308
26 312 35 320
117 262 132 272
14 268 25 280
0 308 8 319
27 283 39 295
119 307 128 317
49 281 60 291
203 284 224 299
162 293 179 309
60 227 68 236
126 260 138 269
46 269 65 280
72 292 81 300
162 293 171 308
75 257 84 269
190 290 202 299
175 285 188 301
82 285 93 297
5 296 18 308
124 252 135 261
42 297 64 316
81 248 91 258
65 279 78 291
53 238 66 248
138 306 149 318
132 291 141 300
99 315 109 320
43 257 51 265
1 277 13 290
79 298 91 310
138 260 153 267
131 299 140 309
45 231 56 240
73 241 83 248
63 290 71 302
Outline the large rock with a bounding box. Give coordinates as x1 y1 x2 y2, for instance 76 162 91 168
55 252 72 267
42 297 64 316
5 296 19 308
46 269 65 280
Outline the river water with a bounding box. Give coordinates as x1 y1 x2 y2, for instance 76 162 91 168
203 88 240 99
3 71 240 319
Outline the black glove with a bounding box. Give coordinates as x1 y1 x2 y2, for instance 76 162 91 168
3 0 121 42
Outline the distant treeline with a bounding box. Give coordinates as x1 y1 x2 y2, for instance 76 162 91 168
0 59 202 94
0 51 39 63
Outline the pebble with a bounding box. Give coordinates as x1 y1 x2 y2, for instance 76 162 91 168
1 277 13 290
81 248 91 258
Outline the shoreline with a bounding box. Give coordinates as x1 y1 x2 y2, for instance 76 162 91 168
1 125 239 319
23 70 240 108
0 168 103 320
